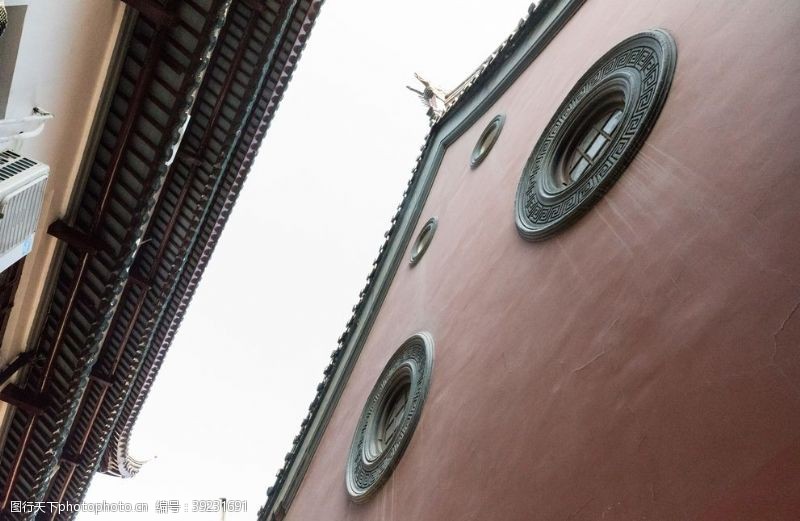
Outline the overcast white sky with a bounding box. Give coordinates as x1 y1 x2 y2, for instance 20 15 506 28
81 1 532 518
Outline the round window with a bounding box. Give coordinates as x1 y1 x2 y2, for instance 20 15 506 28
409 217 437 266
515 30 677 241
364 372 410 461
470 114 505 168
345 332 434 502
556 107 624 192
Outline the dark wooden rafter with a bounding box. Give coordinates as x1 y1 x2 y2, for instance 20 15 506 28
92 16 176 233
35 0 247 511
1 25 180 509
141 10 261 275
102 0 321 484
54 454 82 504
0 417 34 509
0 0 324 515
36 3 229 509
68 386 110 459
59 287 141 464
89 370 114 388
61 4 239 462
84 2 275 481
106 288 147 376
120 0 177 27
0 351 37 386
51 457 79 506
0 385 50 416
0 0 196 510
51 365 118 475
36 15 174 399
46 220 106 254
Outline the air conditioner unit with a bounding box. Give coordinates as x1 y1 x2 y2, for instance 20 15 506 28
0 150 48 274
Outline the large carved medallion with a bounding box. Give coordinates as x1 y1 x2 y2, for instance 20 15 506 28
515 30 677 240
345 332 434 502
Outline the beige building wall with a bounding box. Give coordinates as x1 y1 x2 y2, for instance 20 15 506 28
0 0 125 430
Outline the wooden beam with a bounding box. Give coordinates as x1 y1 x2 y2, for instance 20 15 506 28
91 12 170 229
47 220 106 254
50 453 81 516
89 370 114 388
0 351 35 386
0 416 33 509
0 384 50 416
120 0 177 27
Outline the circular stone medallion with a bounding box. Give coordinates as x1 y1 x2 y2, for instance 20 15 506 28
345 332 434 502
515 30 677 240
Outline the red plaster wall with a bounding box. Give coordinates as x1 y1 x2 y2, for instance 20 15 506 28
286 0 800 519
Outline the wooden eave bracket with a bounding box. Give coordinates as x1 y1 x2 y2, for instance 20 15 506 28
0 384 50 416
47 220 107 254
0 351 36 386
120 0 178 27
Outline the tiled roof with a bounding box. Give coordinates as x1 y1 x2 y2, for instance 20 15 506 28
0 0 323 518
0 1 232 514
102 0 323 482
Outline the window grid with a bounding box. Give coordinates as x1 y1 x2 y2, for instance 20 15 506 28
566 109 623 184
379 389 408 445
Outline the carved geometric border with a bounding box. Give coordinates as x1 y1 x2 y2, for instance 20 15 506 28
345 332 434 502
515 29 677 240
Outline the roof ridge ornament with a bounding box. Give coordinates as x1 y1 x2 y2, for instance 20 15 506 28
406 2 541 126
406 73 448 122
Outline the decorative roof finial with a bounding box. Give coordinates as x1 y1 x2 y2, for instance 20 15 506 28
406 73 447 121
